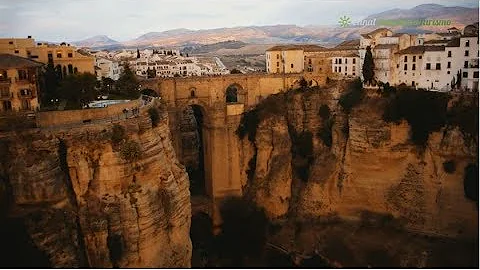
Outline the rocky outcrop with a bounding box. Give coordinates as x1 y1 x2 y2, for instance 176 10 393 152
0 108 192 267
239 86 478 238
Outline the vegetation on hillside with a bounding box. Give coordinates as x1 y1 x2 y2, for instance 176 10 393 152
339 78 364 114
383 89 450 147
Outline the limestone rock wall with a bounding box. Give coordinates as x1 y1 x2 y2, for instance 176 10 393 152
239 88 478 238
0 109 192 267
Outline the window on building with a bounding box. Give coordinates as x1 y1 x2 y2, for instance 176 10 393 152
276 54 279 59
339 59 342 64
57 53 62 58
404 56 407 62
345 59 348 64
68 52 73 58
474 71 479 78
466 40 470 47
276 62 279 67
339 67 341 72
464 61 468 68
353 72 355 76
291 64 294 68
335 58 338 64
413 56 416 62
465 50 469 56
426 63 431 70
396 64 399 68
419 56 422 59
14 50 19 54
18 70 27 80
447 51 451 57
412 64 416 70
447 62 451 68
308 59 312 64
447 71 450 74
334 67 337 72
345 67 348 72
404 64 407 70
353 58 356 64
436 63 441 70
8 41 13 45
463 72 468 78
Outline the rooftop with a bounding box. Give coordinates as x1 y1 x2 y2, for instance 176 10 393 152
0 54 43 69
266 44 325 52
374 44 398 49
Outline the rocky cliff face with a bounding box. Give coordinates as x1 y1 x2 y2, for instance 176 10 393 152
238 85 478 266
0 108 192 267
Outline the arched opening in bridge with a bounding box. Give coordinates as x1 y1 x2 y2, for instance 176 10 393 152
226 84 244 104
181 104 207 196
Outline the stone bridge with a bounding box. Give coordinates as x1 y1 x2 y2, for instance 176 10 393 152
141 73 326 212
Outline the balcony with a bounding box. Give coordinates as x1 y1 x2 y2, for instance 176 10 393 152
467 59 479 69
0 91 12 100
15 77 35 84
18 91 36 99
0 77 11 84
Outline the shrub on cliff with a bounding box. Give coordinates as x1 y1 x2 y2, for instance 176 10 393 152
148 107 160 127
318 104 334 147
383 89 449 147
339 78 364 114
111 124 126 145
120 140 141 161
446 97 479 141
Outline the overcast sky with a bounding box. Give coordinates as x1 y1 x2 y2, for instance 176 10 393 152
0 0 477 42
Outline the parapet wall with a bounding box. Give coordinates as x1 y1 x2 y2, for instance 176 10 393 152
36 99 142 128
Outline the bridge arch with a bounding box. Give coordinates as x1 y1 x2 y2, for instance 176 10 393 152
225 83 245 104
176 99 214 198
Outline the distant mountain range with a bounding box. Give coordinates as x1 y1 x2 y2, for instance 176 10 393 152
72 3 479 50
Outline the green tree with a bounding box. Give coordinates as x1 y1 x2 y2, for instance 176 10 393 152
116 64 140 99
230 68 242 74
57 73 98 109
456 70 462 89
100 77 115 95
39 61 60 106
362 46 375 85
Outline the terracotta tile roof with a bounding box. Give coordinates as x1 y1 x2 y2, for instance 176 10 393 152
396 46 425 54
0 54 43 69
424 40 449 45
446 38 460 47
374 44 398 49
266 44 325 52
396 45 445 54
424 45 445 51
335 39 360 49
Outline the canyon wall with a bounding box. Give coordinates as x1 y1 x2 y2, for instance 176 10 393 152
0 106 192 267
238 85 478 239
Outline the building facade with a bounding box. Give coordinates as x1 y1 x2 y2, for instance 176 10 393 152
0 54 42 113
95 57 121 80
0 37 95 76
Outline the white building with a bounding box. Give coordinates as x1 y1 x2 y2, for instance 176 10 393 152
95 57 121 80
446 33 479 91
